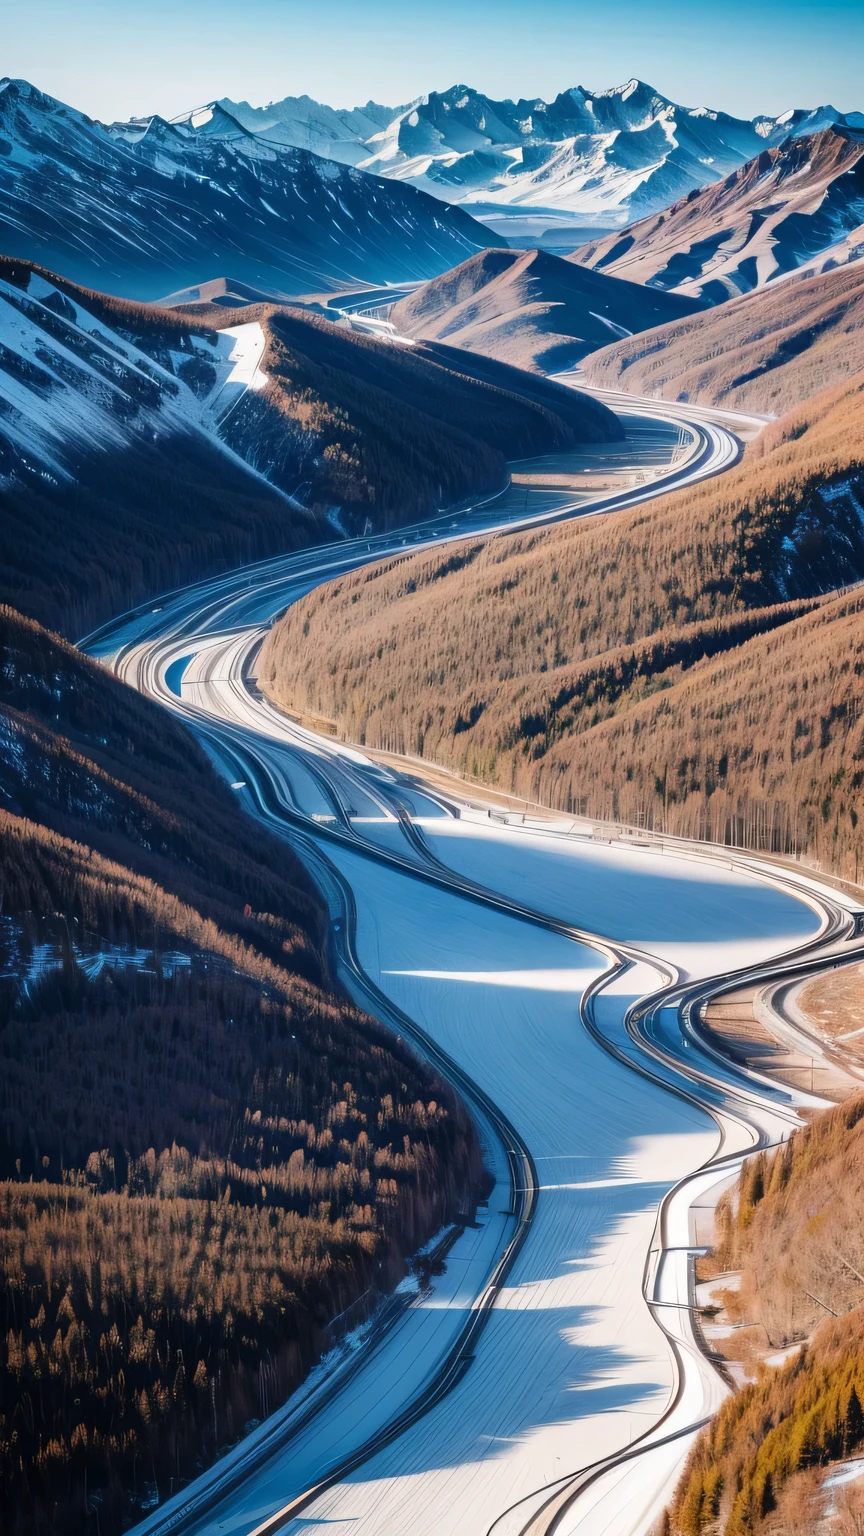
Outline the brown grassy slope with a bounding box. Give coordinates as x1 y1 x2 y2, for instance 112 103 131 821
260 375 864 877
668 1100 864 1536
573 125 864 303
388 247 704 372
0 255 618 633
580 259 864 415
0 608 482 1534
716 1098 864 1345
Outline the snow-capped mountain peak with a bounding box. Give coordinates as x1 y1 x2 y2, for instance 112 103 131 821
195 78 863 232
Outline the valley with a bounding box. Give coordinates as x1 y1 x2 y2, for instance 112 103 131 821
76 394 864 1533
4 33 864 1536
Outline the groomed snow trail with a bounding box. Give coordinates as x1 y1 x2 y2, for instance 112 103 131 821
81 393 864 1536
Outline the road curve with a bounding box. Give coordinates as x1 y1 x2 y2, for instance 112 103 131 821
81 393 863 1536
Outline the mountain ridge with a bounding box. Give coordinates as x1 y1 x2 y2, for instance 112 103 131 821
207 78 864 228
0 77 495 301
389 246 705 371
572 122 864 300
579 256 864 413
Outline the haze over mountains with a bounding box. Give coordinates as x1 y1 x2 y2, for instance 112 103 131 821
218 79 864 233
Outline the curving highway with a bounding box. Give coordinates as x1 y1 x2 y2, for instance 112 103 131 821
81 389 864 1536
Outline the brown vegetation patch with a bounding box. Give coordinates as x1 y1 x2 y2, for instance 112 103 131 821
389 246 702 373
581 259 864 415
0 609 482 1533
261 374 864 882
668 1098 864 1534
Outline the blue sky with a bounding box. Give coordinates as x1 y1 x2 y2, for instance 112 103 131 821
6 0 862 123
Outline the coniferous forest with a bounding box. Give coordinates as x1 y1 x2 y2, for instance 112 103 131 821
0 608 482 1533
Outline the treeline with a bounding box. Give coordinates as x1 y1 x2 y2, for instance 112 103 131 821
667 1096 864 1535
0 609 483 1532
261 372 864 884
0 253 217 352
669 1307 864 1535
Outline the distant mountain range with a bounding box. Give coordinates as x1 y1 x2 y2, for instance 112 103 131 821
0 79 495 301
216 79 864 229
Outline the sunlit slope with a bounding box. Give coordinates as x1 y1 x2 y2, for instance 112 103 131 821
581 258 864 413
260 373 864 878
390 247 704 372
573 125 864 301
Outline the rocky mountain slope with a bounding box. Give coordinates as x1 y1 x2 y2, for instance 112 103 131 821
389 246 705 371
580 257 864 413
0 79 495 302
215 305 621 532
216 80 863 230
573 124 864 301
0 255 323 633
259 372 864 881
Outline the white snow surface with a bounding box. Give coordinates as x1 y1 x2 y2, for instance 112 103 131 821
104 425 846 1536
261 822 815 1536
0 273 275 487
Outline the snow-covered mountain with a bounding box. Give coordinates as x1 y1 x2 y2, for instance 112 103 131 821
0 79 495 302
572 124 864 302
218 80 864 229
215 94 405 165
0 256 283 489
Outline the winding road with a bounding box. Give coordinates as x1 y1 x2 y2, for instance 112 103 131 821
81 387 863 1536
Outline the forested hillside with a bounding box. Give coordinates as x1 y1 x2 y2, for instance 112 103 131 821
0 607 481 1534
0 255 619 634
669 1097 864 1534
581 258 864 415
260 373 864 880
218 305 621 531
